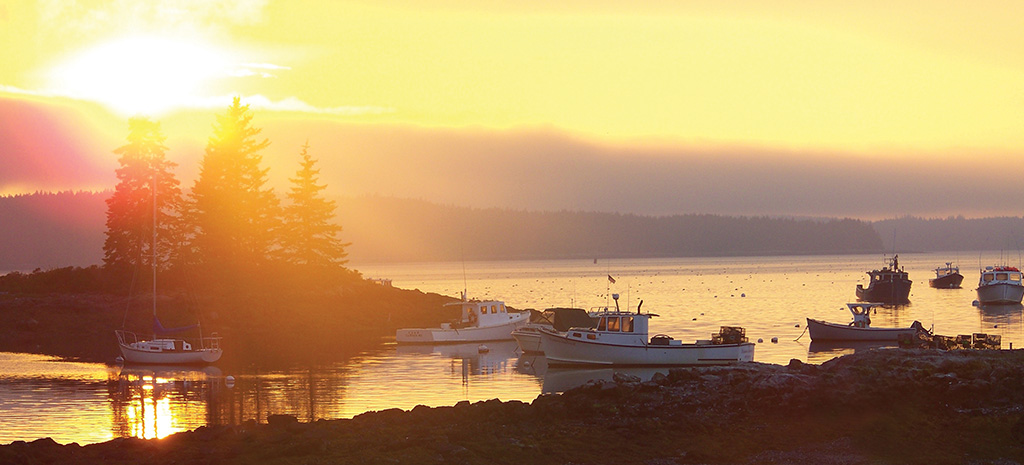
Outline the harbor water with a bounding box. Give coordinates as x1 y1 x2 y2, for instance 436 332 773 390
1 252 1020 445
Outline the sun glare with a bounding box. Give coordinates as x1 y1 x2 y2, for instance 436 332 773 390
46 36 229 117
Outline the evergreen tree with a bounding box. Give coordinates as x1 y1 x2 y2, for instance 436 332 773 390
186 97 281 270
281 142 350 267
103 117 182 270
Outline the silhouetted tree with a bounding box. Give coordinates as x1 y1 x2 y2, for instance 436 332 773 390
103 117 182 270
185 97 281 271
280 142 349 267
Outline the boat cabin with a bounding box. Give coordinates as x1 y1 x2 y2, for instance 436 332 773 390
934 262 959 278
444 300 513 328
846 303 881 328
980 267 1023 286
564 311 654 346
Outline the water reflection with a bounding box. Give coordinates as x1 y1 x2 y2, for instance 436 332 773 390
109 365 224 440
394 340 520 379
515 352 669 394
977 303 1023 348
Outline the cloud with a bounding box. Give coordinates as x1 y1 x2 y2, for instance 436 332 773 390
226 62 292 78
37 0 270 37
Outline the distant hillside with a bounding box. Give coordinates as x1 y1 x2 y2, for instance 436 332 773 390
0 192 884 269
874 216 1024 253
0 191 108 271
335 196 882 261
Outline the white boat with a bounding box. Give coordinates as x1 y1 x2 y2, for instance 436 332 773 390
115 169 222 365
536 298 754 366
806 303 922 342
976 266 1024 305
116 328 223 364
396 298 530 343
511 307 598 353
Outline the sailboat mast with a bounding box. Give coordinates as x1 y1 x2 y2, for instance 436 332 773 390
151 169 157 319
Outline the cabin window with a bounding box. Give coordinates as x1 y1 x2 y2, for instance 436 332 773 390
607 317 620 331
587 334 596 340
480 307 488 315
492 305 498 313
984 274 994 282
622 317 634 332
597 318 607 331
997 273 1009 281
1014 273 1023 283
499 304 506 313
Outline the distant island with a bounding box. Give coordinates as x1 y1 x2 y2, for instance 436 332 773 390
5 191 1024 269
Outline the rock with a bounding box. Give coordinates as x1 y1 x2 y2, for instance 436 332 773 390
267 414 299 428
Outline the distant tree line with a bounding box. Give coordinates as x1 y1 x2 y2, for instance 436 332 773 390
336 197 884 261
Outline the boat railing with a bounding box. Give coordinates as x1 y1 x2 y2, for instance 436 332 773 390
201 333 222 350
115 329 138 346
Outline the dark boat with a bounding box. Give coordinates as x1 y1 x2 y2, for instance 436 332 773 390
928 262 963 289
856 254 912 304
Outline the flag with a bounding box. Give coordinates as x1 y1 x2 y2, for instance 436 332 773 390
607 275 616 284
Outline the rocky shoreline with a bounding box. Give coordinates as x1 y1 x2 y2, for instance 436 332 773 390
3 349 1024 464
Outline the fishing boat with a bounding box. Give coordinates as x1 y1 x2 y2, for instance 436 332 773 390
928 262 963 289
536 296 754 366
115 173 222 365
396 297 530 343
806 303 924 341
976 266 1024 305
511 307 598 353
856 254 911 304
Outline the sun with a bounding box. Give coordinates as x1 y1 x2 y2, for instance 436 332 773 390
46 35 230 117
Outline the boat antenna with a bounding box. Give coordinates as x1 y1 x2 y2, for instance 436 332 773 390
461 246 468 301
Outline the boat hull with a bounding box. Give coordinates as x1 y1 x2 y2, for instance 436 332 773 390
396 313 530 343
511 326 544 353
118 343 222 364
856 281 911 304
805 318 917 342
537 329 754 366
929 273 964 289
976 283 1024 305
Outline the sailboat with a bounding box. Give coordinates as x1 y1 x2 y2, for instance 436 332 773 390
115 171 222 365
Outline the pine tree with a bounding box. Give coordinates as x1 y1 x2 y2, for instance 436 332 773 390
186 97 281 270
281 142 350 267
103 117 182 270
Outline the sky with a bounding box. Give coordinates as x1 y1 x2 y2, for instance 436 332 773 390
2 0 1024 219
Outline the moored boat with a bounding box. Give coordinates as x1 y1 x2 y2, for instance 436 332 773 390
396 298 530 343
117 326 223 365
115 162 222 365
537 298 754 366
806 303 924 342
856 255 911 304
929 262 964 289
511 307 599 353
976 266 1024 305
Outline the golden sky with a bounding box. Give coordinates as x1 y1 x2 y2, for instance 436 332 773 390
2 0 1024 217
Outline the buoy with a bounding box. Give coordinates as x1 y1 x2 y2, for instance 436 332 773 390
771 337 779 343
692 318 697 321
972 300 980 307
225 375 235 388
523 360 531 367
757 338 763 343
795 323 800 327
741 293 746 297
